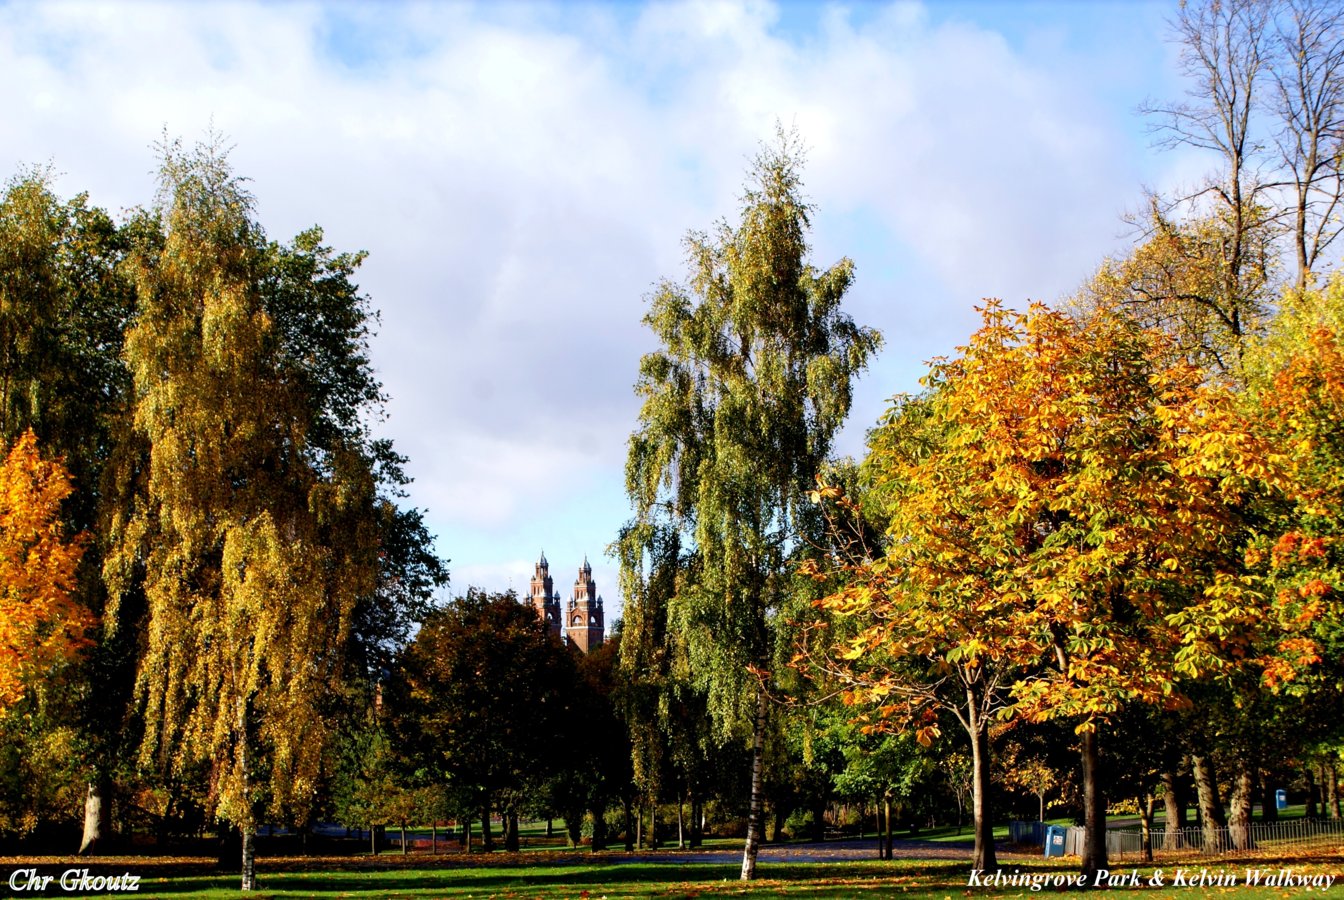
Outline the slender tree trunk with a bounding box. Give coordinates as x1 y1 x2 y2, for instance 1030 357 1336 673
1161 770 1186 849
635 799 643 849
884 796 893 860
1305 765 1319 819
1191 753 1227 851
432 823 438 855
677 793 685 849
1228 762 1255 850
649 801 660 850
739 684 768 881
691 794 705 848
1080 727 1107 880
78 778 110 855
505 808 520 852
240 829 257 892
966 689 998 871
465 817 473 854
1328 761 1341 819
370 824 377 855
623 798 634 851
400 822 407 855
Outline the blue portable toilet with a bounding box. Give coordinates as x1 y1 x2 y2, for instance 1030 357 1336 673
1276 789 1288 810
1044 825 1066 858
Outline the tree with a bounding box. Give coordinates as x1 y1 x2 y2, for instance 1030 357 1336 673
400 589 575 852
817 301 1261 878
1269 0 1344 289
1143 0 1344 298
621 129 879 880
0 431 89 714
0 170 141 853
107 137 379 890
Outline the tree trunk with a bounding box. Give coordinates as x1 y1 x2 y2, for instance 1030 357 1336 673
240 828 256 892
1080 727 1107 880
1328 761 1342 819
1161 770 1186 849
78 778 110 855
884 796 893 860
810 799 826 843
465 817 473 854
739 684 768 881
432 823 438 855
692 794 705 848
635 799 643 849
1228 762 1255 850
480 802 494 852
966 689 998 871
1191 753 1227 851
623 797 634 851
546 816 553 838
1305 765 1319 819
677 793 685 849
591 804 607 852
400 822 407 855
505 808 520 852
565 812 582 848
1139 793 1155 862
1259 771 1278 822
370 824 377 855
649 801 660 850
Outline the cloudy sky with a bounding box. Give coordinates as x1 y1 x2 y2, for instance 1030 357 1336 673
2 0 1212 617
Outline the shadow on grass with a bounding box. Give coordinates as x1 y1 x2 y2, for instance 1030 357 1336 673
50 860 977 898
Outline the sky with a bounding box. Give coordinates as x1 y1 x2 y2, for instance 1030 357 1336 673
1 0 1216 620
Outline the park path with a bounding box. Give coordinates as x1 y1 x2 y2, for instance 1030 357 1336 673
617 838 1030 864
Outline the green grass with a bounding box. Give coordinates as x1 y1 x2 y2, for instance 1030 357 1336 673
9 851 1341 900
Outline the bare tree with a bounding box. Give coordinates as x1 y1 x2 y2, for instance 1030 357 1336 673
1269 0 1344 289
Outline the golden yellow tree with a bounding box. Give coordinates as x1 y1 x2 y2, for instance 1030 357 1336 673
818 301 1261 877
108 138 377 890
0 431 90 714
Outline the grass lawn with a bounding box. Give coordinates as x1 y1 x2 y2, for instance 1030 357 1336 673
5 851 1341 899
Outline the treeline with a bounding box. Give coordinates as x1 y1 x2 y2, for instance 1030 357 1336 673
0 137 446 888
616 0 1344 884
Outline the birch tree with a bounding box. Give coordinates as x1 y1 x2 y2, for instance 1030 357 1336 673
621 131 879 880
108 138 377 890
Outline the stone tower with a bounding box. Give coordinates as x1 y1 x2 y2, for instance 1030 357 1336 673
529 552 562 640
564 556 605 653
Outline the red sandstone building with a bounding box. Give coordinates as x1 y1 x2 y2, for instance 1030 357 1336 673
528 552 604 652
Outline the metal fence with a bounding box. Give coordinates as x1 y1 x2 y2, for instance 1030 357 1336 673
1061 819 1344 860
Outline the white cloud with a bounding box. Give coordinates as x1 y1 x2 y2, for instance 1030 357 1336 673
1 0 1183 600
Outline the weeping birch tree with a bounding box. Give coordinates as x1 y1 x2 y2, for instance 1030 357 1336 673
621 131 879 881
107 138 378 890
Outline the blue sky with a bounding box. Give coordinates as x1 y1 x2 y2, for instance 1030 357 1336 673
1 0 1213 619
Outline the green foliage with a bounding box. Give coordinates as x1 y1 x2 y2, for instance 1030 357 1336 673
400 589 575 822
621 128 879 736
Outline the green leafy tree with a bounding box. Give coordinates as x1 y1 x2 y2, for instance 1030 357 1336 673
621 130 879 879
400 589 574 852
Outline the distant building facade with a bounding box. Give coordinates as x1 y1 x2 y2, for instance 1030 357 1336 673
528 552 604 653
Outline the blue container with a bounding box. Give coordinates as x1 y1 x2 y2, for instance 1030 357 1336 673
1044 824 1067 858
1276 789 1288 810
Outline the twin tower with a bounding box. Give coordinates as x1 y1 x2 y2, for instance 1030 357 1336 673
529 552 605 653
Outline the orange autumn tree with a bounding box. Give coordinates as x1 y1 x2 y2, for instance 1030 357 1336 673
0 430 90 714
816 301 1260 878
